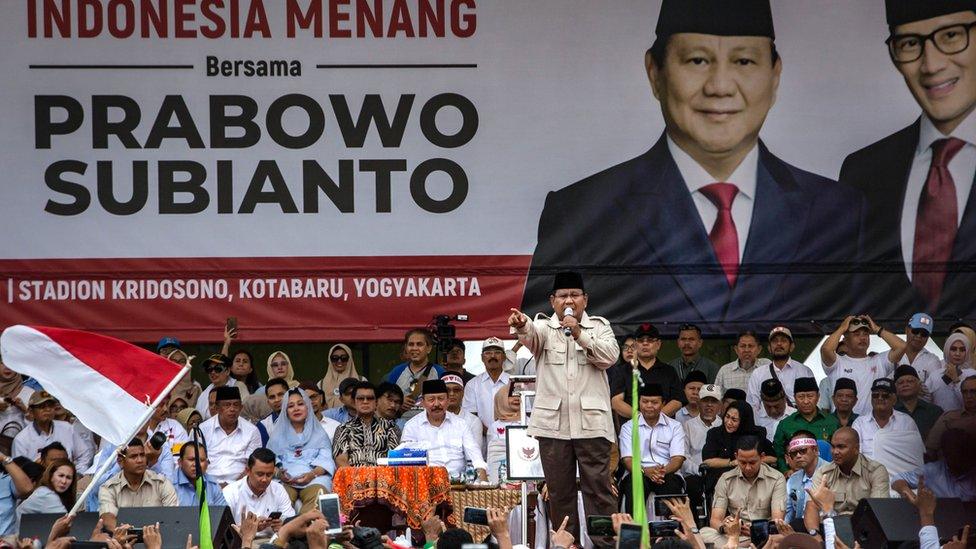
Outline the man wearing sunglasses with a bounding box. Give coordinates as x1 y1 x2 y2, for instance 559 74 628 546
783 431 826 526
851 378 923 463
195 353 250 419
841 1 976 320
898 313 942 389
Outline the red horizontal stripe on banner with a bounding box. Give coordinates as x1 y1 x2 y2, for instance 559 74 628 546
0 255 533 343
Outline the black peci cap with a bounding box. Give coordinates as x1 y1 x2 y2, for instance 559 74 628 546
656 0 775 40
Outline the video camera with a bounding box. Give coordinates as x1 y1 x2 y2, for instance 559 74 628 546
428 314 468 354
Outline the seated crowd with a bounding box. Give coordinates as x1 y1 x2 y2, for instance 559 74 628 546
0 311 974 548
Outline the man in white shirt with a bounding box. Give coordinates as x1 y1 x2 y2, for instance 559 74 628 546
821 316 907 416
899 313 942 388
442 373 484 458
199 386 261 486
754 379 795 443
715 332 771 394
852 378 922 460
747 327 814 408
222 447 295 543
682 383 723 515
675 371 707 424
402 379 487 480
617 383 686 511
11 391 88 467
461 337 511 430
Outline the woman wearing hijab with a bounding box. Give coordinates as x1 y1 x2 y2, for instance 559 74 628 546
267 351 301 389
175 408 203 433
268 388 336 514
319 344 363 409
165 349 202 410
952 325 976 370
927 333 976 412
0 359 33 448
701 401 775 492
17 459 76 517
486 382 523 484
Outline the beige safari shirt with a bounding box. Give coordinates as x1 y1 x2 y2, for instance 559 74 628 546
514 311 618 442
713 463 787 520
810 455 890 514
97 469 178 517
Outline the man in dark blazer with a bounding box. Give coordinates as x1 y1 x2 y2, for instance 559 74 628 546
841 0 976 324
522 0 863 334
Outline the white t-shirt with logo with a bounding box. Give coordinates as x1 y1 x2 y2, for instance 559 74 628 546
825 353 895 416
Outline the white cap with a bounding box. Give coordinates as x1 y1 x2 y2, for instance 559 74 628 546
482 337 505 351
699 384 723 401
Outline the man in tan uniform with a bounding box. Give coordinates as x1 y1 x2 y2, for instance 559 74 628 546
509 271 619 542
98 437 178 530
803 427 890 535
702 435 786 547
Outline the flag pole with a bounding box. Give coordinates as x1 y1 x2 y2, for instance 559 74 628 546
69 363 191 516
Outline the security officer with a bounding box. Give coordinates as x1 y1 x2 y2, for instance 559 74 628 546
508 271 619 543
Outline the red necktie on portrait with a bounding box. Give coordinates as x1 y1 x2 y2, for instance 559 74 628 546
913 137 965 308
700 182 740 288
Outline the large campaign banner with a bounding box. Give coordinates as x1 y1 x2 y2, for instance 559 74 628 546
1 1 973 341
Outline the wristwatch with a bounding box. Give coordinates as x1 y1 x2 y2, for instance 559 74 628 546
808 528 819 536
689 526 700 534
1 456 12 465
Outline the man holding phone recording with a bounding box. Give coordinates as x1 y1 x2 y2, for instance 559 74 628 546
701 436 786 548
223 448 295 544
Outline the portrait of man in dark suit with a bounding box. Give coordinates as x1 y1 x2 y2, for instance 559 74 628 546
522 0 863 334
841 0 976 323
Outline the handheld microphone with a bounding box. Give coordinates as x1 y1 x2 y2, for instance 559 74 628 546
562 307 574 336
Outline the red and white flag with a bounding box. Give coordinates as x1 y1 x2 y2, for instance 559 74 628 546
0 325 185 446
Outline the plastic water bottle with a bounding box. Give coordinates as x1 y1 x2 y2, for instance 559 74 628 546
498 459 508 485
464 460 477 484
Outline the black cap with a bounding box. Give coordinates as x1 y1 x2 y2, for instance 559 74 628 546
894 365 920 381
202 353 229 368
338 378 360 395
552 271 584 293
760 378 785 400
683 370 708 387
723 388 747 401
886 0 976 27
214 386 242 402
633 323 660 340
656 0 775 40
421 379 448 395
834 377 858 395
639 383 665 398
793 377 819 395
871 378 896 394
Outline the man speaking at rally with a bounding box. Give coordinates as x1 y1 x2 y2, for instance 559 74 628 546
521 0 862 333
508 271 619 543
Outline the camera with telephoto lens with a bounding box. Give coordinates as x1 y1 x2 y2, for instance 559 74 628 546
350 526 384 549
148 432 167 451
429 314 469 354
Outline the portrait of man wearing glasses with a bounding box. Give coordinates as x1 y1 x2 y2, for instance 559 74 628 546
841 0 976 321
